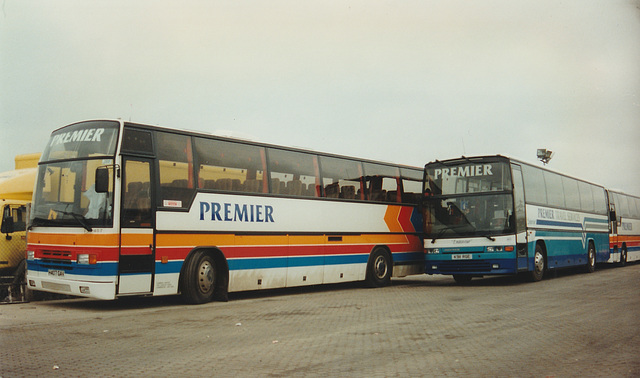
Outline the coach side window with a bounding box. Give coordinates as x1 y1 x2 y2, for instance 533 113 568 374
562 176 581 211
522 165 547 205
195 138 267 194
578 181 595 213
156 132 195 209
631 197 640 219
400 168 423 204
363 163 401 203
319 156 364 200
267 148 319 197
592 186 608 215
543 171 565 208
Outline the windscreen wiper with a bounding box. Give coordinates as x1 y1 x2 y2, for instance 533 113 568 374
59 211 93 232
482 234 496 242
430 228 449 244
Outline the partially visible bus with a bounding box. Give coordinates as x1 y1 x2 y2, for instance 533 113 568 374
422 155 610 283
26 120 424 303
606 190 640 265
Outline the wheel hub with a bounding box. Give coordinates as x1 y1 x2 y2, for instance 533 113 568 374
198 260 214 293
374 255 388 279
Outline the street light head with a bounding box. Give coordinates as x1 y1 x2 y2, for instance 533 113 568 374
537 149 553 165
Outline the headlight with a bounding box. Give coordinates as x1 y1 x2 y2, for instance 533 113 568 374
426 248 440 254
77 254 97 265
27 250 35 260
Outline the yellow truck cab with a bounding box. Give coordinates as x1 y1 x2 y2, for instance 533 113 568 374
0 154 39 281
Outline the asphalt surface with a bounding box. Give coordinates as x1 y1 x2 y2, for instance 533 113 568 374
1 263 639 377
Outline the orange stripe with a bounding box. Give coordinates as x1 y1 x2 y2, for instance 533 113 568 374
27 232 118 246
384 205 403 233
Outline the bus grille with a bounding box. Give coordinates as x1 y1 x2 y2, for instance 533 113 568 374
40 250 74 270
42 250 73 260
438 261 492 272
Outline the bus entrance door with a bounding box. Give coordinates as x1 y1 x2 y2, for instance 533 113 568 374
118 158 155 295
511 164 529 271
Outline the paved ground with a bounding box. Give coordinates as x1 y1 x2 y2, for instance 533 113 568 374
1 263 639 377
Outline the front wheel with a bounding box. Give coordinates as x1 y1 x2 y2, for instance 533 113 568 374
366 247 392 287
180 251 216 304
585 243 596 273
529 244 545 282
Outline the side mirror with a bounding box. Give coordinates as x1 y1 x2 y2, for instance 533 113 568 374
1 206 15 237
95 167 110 193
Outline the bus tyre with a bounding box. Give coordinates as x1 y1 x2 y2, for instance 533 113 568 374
529 244 545 282
585 242 596 273
366 248 392 287
181 251 216 304
619 247 627 267
453 275 472 284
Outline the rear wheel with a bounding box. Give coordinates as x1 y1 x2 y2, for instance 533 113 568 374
585 242 596 273
366 247 392 287
180 251 216 304
529 244 545 282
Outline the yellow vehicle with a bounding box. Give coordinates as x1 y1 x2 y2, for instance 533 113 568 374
1 153 39 301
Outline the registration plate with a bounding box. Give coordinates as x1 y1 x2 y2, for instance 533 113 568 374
48 270 65 277
452 254 472 260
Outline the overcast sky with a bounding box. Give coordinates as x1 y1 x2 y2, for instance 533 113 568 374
2 0 639 194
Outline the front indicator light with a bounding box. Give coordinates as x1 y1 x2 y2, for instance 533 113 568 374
505 246 514 252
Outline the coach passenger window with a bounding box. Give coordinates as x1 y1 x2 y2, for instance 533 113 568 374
543 172 564 208
194 138 266 194
616 193 630 218
578 181 595 213
631 197 640 218
319 157 364 200
522 165 547 205
401 168 423 204
267 149 319 197
562 176 581 211
363 163 400 203
592 187 607 215
156 132 195 209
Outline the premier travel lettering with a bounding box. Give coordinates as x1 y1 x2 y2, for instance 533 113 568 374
537 208 581 222
199 201 274 223
50 128 105 146
433 164 493 179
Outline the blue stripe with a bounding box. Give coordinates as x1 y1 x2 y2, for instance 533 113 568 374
393 251 424 263
158 253 382 273
155 261 183 274
325 254 369 265
228 257 288 270
27 260 118 276
536 219 582 228
228 254 370 270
